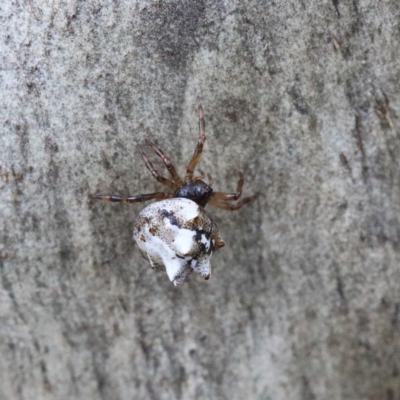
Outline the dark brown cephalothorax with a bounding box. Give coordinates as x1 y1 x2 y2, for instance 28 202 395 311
93 99 257 210
173 180 213 208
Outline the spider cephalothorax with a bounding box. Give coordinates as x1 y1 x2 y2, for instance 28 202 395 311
93 100 257 285
173 180 213 207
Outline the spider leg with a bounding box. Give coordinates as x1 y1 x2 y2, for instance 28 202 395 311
185 98 206 182
138 146 175 188
194 169 206 182
210 172 244 201
207 173 213 186
145 139 183 185
208 194 258 211
92 192 172 203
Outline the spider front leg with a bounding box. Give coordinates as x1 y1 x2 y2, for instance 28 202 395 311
92 192 172 203
185 99 206 182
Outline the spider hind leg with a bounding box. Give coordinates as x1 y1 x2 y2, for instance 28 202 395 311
92 192 172 203
208 172 258 210
138 146 175 188
208 194 258 210
210 172 244 202
145 139 183 186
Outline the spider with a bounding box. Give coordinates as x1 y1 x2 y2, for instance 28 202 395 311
93 99 257 210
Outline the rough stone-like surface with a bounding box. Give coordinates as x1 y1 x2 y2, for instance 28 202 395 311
1 1 400 399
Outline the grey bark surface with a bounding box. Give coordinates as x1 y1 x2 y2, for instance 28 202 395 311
1 1 400 399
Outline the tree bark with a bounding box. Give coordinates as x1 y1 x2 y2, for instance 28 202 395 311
1 1 400 399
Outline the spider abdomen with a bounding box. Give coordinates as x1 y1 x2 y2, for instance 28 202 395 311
173 180 213 208
133 198 225 286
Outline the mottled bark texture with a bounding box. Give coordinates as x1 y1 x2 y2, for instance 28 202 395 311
1 1 400 399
